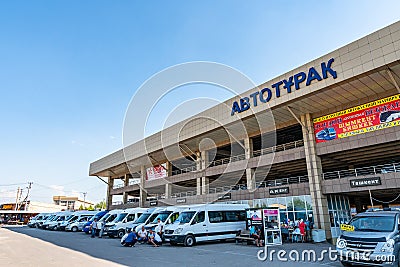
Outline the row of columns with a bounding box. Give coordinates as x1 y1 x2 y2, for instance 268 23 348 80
107 113 331 239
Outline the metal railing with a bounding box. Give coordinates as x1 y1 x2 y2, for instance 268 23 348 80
256 175 309 187
322 162 399 180
170 190 197 198
169 140 304 176
171 165 197 176
112 184 124 189
208 154 246 168
253 140 304 157
129 179 140 186
169 175 309 198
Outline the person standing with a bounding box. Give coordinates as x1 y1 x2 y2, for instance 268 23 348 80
154 218 164 238
298 219 306 242
90 218 98 238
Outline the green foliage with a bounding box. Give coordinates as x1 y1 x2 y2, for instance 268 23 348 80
95 200 106 210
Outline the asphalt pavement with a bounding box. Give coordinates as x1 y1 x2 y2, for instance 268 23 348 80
1 226 342 267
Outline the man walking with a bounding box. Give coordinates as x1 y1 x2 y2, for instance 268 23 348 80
90 218 98 238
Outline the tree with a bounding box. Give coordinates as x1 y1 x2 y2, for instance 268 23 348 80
78 204 84 210
95 200 106 210
87 205 94 211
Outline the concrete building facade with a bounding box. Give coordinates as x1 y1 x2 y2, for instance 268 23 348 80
89 21 400 240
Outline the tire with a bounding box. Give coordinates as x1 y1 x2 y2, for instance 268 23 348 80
340 261 352 267
72 226 78 232
117 230 125 238
184 235 195 247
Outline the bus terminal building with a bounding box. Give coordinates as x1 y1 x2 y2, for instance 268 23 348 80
90 21 400 240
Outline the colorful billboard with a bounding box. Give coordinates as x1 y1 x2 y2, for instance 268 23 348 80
146 163 167 180
313 94 400 143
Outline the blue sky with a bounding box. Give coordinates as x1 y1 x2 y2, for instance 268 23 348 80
0 1 399 204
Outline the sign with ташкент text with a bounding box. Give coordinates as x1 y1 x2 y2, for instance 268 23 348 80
350 177 381 188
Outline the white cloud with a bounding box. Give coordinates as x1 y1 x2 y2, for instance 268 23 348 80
49 185 65 195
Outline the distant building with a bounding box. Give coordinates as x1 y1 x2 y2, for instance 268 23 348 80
0 201 63 212
53 196 94 210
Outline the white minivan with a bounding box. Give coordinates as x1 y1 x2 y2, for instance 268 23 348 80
47 211 74 230
133 207 166 232
164 204 249 246
107 208 148 238
65 211 98 232
144 206 187 232
102 209 124 235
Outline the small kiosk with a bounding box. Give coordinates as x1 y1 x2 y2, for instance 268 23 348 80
263 208 282 246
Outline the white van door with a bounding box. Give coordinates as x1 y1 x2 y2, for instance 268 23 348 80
190 211 208 242
207 210 226 241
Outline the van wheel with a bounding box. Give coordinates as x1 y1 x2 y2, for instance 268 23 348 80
117 230 125 238
340 261 352 267
184 235 195 247
72 226 78 232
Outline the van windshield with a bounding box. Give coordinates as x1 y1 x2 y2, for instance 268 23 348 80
106 214 117 223
68 216 78 222
99 213 110 222
114 213 128 223
152 212 172 223
175 211 196 224
136 213 151 224
64 215 73 221
349 215 395 232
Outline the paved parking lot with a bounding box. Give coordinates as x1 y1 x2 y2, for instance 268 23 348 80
1 226 341 267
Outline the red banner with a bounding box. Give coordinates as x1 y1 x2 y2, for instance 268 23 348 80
313 94 400 143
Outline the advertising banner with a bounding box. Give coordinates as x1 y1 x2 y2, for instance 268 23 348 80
313 94 400 143
246 209 263 226
146 163 167 180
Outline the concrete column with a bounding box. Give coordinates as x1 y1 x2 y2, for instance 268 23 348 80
196 178 201 195
122 174 129 204
200 151 209 195
246 168 255 190
139 165 147 207
166 161 173 177
201 177 209 195
301 113 332 240
165 183 172 199
106 177 114 210
244 138 255 190
244 138 253 159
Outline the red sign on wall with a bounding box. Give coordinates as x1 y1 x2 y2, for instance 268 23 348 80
313 94 400 143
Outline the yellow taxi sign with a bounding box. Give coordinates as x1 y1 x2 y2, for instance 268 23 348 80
340 224 354 232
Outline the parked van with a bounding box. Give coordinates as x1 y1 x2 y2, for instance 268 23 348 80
102 209 124 235
65 211 98 232
47 211 74 230
36 213 55 228
82 210 109 234
107 208 148 238
28 213 48 228
132 208 165 232
336 209 400 266
144 206 187 232
42 212 64 230
164 204 249 246
59 211 85 231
